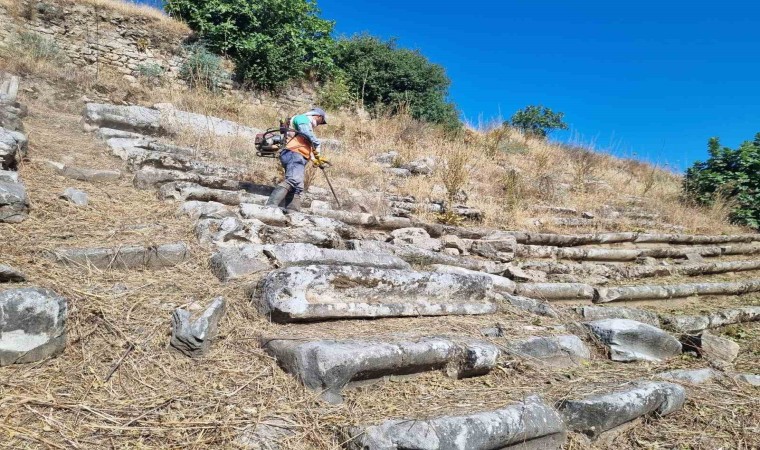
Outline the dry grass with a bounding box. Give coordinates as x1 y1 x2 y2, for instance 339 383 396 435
2 51 759 449
3 0 190 36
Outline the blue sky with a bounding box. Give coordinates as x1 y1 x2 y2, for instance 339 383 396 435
136 0 759 171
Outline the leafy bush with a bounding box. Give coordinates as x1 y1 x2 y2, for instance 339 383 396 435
684 134 760 229
509 105 568 138
180 43 224 91
15 31 64 62
318 73 355 110
137 62 165 82
333 35 460 129
165 0 335 90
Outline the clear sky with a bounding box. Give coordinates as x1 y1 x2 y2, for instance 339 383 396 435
136 0 759 171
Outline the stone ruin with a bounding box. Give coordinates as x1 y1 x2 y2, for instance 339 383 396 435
2 83 759 449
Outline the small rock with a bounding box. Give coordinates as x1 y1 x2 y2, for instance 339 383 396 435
442 247 460 257
685 253 705 263
383 167 411 178
503 266 547 283
657 368 718 385
0 169 18 183
60 188 88 206
370 151 398 165
441 234 469 253
581 211 595 219
733 373 760 387
403 157 435 175
0 264 26 282
171 297 226 357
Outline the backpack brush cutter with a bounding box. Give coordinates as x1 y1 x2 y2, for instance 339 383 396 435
254 118 342 207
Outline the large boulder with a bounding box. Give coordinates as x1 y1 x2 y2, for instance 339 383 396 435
255 265 497 323
557 381 685 439
0 288 67 366
346 395 566 450
584 319 682 362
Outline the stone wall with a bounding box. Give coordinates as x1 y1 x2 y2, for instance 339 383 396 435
0 0 318 109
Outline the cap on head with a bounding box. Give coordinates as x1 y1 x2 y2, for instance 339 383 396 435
307 107 327 124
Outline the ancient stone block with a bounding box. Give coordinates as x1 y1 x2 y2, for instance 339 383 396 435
0 288 67 366
256 265 497 323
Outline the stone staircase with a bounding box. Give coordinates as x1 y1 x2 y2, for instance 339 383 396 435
1 91 758 449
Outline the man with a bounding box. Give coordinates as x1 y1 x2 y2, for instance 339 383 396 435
265 107 329 211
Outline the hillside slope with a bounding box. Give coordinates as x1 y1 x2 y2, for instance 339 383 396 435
1 3 758 450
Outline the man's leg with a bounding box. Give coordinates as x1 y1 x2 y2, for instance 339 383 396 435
266 152 295 207
282 151 306 211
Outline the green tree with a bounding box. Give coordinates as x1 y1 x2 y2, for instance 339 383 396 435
509 105 568 138
165 0 335 89
684 134 760 229
332 35 459 128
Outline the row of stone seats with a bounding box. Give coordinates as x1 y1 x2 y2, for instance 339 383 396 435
0 74 29 223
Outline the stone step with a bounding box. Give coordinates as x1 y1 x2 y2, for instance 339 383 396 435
84 103 263 139
596 279 760 303
430 264 517 293
348 239 504 273
517 244 760 261
254 265 497 323
501 335 591 368
345 395 566 450
521 259 760 282
159 181 269 206
51 242 189 270
576 305 660 327
662 306 760 333
557 381 685 440
209 243 411 281
584 319 682 362
262 243 410 270
264 336 499 404
133 167 243 190
514 283 595 302
507 231 760 247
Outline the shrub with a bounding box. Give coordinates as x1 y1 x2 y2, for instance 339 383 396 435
180 43 224 91
509 105 568 139
333 35 460 129
684 134 760 229
166 0 335 90
14 31 64 62
318 73 355 110
137 62 165 83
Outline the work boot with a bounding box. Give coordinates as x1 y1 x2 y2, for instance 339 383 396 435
266 183 290 208
285 194 302 212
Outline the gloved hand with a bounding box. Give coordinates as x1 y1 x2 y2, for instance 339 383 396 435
313 154 330 167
